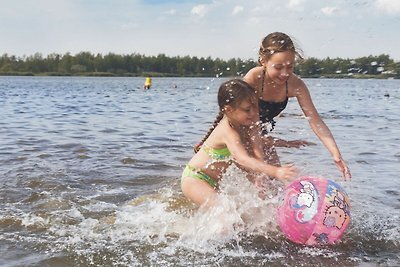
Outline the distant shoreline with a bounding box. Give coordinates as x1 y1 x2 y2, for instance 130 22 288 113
0 72 397 79
1 52 398 79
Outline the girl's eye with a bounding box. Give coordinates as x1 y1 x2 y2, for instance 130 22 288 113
272 63 294 70
240 107 252 113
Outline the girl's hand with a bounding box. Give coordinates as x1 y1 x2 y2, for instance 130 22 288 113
286 139 316 148
334 156 352 180
275 164 299 183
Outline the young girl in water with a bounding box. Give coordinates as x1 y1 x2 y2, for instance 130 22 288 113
181 79 298 206
243 32 351 180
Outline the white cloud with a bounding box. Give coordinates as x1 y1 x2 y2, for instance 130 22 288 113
321 6 338 16
191 5 208 17
232 5 244 15
375 0 400 15
286 0 306 10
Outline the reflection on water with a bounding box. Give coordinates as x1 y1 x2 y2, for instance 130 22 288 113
0 76 399 266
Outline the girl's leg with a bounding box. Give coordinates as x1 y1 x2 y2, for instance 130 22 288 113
181 176 218 207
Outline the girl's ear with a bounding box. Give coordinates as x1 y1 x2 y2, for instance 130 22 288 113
223 105 234 114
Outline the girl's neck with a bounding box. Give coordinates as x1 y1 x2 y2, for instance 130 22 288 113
263 67 278 89
263 67 286 96
225 117 249 132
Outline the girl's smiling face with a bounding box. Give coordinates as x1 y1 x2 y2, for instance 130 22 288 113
264 51 295 84
225 99 258 126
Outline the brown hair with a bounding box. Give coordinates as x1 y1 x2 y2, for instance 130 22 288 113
258 32 303 64
193 79 256 153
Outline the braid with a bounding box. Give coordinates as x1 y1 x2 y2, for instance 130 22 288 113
193 111 224 153
203 111 224 143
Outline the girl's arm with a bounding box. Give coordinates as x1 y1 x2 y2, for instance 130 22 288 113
249 124 265 160
223 125 297 182
293 77 351 179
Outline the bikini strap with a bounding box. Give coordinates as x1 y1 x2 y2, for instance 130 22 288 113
285 80 288 97
261 67 266 96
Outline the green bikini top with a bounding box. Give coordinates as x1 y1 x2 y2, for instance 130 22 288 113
202 143 231 160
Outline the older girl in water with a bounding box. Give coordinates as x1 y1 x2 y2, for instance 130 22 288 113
243 32 351 180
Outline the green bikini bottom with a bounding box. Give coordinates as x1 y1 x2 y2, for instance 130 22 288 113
181 165 217 188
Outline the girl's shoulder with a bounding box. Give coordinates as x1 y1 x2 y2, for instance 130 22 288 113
288 74 308 96
288 73 303 83
207 118 236 146
243 66 264 91
244 66 263 78
213 118 235 135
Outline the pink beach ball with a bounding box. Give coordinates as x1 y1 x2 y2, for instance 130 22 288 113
277 176 351 246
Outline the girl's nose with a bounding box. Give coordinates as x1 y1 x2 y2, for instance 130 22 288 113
281 68 290 76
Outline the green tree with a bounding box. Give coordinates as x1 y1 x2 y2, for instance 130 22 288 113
297 57 322 77
0 51 398 78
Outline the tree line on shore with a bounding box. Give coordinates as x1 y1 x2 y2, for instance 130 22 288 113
0 52 398 78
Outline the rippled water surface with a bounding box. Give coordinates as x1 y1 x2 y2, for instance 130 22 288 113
0 76 399 266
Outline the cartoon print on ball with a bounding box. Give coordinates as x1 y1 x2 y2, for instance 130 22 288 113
291 180 319 223
277 176 351 246
323 190 350 229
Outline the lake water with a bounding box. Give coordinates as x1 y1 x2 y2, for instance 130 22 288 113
0 76 399 266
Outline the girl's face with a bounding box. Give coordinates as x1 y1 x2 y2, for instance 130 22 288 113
226 99 258 126
263 51 295 84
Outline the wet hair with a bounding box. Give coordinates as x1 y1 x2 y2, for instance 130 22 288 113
194 79 256 153
258 32 303 64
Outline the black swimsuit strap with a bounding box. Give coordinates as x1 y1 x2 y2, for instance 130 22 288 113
285 80 288 97
261 67 266 95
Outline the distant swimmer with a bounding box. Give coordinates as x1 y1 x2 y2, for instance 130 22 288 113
144 76 152 90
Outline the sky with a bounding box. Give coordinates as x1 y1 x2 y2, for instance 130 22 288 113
1 0 400 61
